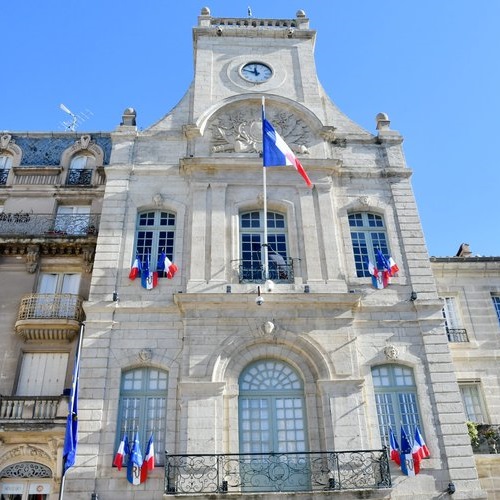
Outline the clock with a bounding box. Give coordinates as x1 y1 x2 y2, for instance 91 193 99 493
240 62 273 83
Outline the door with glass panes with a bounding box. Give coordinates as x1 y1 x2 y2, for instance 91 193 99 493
238 360 309 492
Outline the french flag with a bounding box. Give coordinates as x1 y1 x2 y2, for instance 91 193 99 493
113 434 129 471
367 259 389 289
158 251 178 279
412 426 430 461
400 426 420 476
140 434 155 483
389 427 401 465
141 254 158 290
262 107 312 188
129 256 142 280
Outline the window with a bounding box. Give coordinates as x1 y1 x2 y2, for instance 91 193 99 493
116 367 167 466
0 154 12 185
35 273 81 318
492 295 500 326
372 364 422 447
66 154 95 185
441 296 468 342
134 211 176 277
55 205 91 235
239 360 308 491
349 212 390 277
239 210 291 282
16 352 69 396
459 383 486 422
0 462 52 499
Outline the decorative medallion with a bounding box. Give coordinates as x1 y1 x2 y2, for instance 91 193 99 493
138 348 153 363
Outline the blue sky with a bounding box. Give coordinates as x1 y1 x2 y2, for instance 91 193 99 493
3 1 499 257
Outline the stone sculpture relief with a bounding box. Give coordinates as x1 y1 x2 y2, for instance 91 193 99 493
211 108 310 155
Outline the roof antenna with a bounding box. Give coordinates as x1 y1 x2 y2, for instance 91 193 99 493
59 103 94 131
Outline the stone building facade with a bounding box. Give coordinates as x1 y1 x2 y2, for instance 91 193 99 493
1 8 498 500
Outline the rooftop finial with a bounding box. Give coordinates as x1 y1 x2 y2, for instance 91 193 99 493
247 6 252 17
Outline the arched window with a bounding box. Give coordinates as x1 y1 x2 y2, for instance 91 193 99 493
116 367 167 466
239 210 291 282
66 154 96 185
0 154 12 185
134 210 176 276
349 212 390 277
372 364 422 447
238 359 309 491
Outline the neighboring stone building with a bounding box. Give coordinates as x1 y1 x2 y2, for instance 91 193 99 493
0 132 110 498
1 8 499 500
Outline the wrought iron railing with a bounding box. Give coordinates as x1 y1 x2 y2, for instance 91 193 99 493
165 450 391 494
0 396 65 420
0 212 100 237
233 257 296 283
446 328 469 342
66 168 93 185
17 293 84 322
0 169 9 185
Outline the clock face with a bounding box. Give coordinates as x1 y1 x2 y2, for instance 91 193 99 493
240 62 273 83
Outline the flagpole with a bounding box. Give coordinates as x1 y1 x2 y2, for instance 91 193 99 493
59 321 85 500
262 96 269 280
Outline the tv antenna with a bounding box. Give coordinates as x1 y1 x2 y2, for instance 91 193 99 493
59 103 94 131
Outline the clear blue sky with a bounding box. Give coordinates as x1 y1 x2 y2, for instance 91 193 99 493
3 1 499 257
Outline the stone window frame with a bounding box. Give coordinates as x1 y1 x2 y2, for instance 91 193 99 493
492 294 500 327
0 134 22 186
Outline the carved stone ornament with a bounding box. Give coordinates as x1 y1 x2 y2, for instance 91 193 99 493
82 245 95 273
25 245 40 273
358 196 370 207
153 193 164 207
0 445 52 471
0 134 12 149
384 344 399 360
256 321 276 338
138 348 153 363
210 107 310 155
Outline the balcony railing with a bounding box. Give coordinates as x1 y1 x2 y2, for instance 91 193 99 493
446 328 469 342
0 169 9 185
165 450 391 495
233 257 296 284
66 168 93 186
0 212 100 237
0 395 66 421
15 293 84 341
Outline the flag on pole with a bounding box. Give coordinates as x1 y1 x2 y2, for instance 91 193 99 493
141 254 158 289
412 426 430 461
158 251 178 279
113 435 130 471
262 107 312 188
140 434 155 483
129 255 142 280
400 426 420 476
389 427 401 465
127 432 144 485
62 327 83 476
367 258 389 289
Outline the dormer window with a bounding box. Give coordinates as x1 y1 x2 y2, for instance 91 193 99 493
66 154 95 185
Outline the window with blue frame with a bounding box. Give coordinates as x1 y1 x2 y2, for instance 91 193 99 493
239 210 290 282
372 364 422 447
0 154 12 185
134 210 176 277
115 367 167 466
349 212 390 277
492 295 500 326
239 359 309 491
